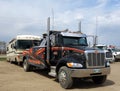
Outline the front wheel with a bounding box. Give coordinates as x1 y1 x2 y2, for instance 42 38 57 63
23 59 31 72
58 66 73 89
92 75 107 84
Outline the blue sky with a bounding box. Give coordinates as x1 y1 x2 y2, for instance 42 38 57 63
0 0 120 46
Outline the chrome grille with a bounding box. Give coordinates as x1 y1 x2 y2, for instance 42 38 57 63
87 53 105 67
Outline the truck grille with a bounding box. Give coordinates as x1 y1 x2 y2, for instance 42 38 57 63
87 53 105 67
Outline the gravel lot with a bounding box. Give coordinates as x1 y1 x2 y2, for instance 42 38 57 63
0 61 120 91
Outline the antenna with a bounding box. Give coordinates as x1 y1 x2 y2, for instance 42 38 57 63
51 8 54 30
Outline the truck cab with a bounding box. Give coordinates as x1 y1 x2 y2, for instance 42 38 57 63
22 30 110 89
108 48 120 61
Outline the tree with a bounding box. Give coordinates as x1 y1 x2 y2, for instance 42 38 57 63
0 41 6 54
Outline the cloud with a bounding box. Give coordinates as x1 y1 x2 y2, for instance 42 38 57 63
0 0 120 46
53 0 120 46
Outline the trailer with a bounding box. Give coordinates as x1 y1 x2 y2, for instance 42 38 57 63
22 18 111 89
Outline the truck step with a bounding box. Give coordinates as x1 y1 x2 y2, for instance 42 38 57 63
48 66 56 77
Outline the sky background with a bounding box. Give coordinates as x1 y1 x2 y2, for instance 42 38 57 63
0 0 120 46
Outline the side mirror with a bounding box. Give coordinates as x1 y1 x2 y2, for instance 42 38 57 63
55 34 63 46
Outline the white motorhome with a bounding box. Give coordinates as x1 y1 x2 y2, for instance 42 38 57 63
6 35 41 64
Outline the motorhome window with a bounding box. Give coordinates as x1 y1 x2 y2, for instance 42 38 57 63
11 44 12 48
63 37 88 46
16 40 40 49
17 40 32 49
7 47 9 51
11 44 14 48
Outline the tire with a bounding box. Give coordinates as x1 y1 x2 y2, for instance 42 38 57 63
58 66 73 89
92 75 107 84
17 62 23 66
10 60 13 64
23 59 31 72
10 59 14 64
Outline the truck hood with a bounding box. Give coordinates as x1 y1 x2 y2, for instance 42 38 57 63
70 46 97 51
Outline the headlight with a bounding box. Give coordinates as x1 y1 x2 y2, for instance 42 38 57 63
67 62 83 68
106 61 110 67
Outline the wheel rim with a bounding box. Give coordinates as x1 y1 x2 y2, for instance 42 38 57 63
59 71 67 85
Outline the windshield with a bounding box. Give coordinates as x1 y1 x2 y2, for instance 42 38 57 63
63 37 88 46
112 48 120 52
96 46 107 50
16 40 40 49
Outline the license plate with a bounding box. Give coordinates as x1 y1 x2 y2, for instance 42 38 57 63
93 69 101 73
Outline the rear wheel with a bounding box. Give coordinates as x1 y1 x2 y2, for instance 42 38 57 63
10 59 14 64
58 66 73 89
23 59 31 72
92 75 107 84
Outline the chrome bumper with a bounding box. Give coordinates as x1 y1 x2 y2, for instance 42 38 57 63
70 67 110 78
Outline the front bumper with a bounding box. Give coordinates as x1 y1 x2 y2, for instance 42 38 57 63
70 67 110 78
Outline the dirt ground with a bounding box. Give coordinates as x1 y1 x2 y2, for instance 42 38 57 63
0 61 120 91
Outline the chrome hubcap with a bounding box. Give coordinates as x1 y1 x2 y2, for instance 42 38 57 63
59 71 67 84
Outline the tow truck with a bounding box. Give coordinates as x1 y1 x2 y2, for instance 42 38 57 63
22 18 110 89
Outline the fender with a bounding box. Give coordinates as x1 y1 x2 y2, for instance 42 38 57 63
56 53 86 74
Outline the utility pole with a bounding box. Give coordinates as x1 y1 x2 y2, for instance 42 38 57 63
95 17 98 46
78 21 81 32
87 35 94 47
94 35 98 47
52 8 54 30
